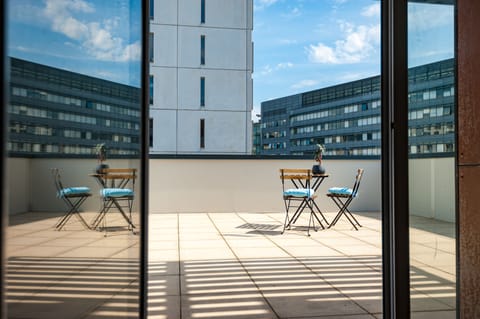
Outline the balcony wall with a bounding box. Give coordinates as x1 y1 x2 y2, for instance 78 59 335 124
148 158 381 213
7 157 455 222
409 157 456 222
7 158 140 214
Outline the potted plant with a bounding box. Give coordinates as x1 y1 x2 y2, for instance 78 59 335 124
94 143 109 173
312 143 326 174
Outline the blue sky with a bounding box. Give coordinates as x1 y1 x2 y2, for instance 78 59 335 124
252 0 454 116
8 0 454 118
8 0 142 86
253 0 381 116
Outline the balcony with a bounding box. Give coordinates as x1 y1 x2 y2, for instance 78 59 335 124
5 157 455 318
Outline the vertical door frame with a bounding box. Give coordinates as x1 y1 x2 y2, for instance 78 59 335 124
381 0 411 318
140 0 150 318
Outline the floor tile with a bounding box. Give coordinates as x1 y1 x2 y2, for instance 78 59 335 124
6 211 458 318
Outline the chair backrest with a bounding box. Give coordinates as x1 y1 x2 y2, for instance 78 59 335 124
51 168 64 192
351 168 364 197
279 168 312 190
99 168 137 189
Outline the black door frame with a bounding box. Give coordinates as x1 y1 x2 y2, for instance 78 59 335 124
381 0 411 318
140 0 150 318
1 0 7 318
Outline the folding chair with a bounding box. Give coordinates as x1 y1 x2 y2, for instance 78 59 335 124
326 168 364 230
51 168 91 230
90 168 137 236
280 168 326 236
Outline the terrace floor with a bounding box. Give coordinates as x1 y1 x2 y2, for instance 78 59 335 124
6 210 456 319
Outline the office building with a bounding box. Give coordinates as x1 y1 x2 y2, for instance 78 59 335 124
149 0 253 155
252 121 262 155
7 57 141 157
260 59 455 158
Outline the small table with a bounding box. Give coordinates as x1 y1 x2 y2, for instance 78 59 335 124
286 172 330 229
90 172 133 189
89 169 137 234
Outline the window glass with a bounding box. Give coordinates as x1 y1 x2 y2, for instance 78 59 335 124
6 1 143 317
407 1 456 317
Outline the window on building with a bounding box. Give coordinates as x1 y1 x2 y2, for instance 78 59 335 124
149 33 154 62
200 118 205 148
149 118 153 147
149 75 153 105
201 0 205 23
200 77 205 107
150 0 154 19
200 35 205 65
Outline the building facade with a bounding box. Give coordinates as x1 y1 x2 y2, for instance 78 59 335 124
252 121 262 155
7 57 141 157
260 58 455 158
149 0 254 155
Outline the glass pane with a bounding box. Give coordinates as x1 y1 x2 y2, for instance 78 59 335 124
148 1 383 318
255 1 382 159
6 0 143 317
407 1 456 317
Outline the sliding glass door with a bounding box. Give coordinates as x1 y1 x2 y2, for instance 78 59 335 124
407 1 456 317
4 1 146 318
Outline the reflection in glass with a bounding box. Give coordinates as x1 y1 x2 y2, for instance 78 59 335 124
6 0 142 318
408 1 456 317
148 1 384 318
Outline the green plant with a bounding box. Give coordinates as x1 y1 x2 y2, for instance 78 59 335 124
313 144 326 162
94 143 107 163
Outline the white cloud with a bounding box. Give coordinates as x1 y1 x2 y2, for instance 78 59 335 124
277 62 293 69
408 4 453 31
260 65 273 76
291 79 319 90
254 0 278 11
307 43 337 64
259 62 293 76
42 0 139 62
307 21 380 64
278 39 298 45
282 7 301 18
121 42 142 61
361 3 380 17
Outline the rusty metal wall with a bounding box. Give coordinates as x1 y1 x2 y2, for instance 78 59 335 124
458 0 480 317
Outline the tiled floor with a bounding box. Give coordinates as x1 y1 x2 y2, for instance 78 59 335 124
6 211 140 319
6 210 456 318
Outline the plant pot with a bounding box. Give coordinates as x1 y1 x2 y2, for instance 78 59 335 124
312 164 326 174
96 163 109 173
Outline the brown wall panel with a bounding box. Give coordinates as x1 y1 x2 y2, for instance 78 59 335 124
458 1 480 318
458 166 480 318
458 0 480 164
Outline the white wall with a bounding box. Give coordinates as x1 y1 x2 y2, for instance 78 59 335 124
150 109 177 152
150 26 177 67
178 27 247 69
178 0 249 28
7 158 140 214
149 0 253 155
177 69 247 110
148 159 382 214
9 157 455 223
150 67 177 107
409 157 456 222
6 158 30 214
153 0 177 25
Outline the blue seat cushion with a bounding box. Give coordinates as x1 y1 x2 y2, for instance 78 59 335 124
101 188 134 198
283 188 314 198
58 187 91 197
328 187 354 196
